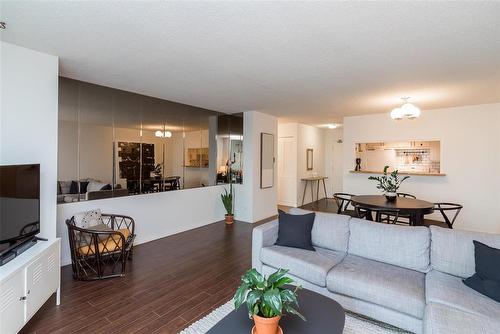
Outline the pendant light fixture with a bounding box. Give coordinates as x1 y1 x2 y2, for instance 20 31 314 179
390 97 421 120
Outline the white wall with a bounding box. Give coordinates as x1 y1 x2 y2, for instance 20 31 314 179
297 124 326 205
0 42 59 239
57 185 227 265
343 103 500 233
324 127 344 196
234 111 278 222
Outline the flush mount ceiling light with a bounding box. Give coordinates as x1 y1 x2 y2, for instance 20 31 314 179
154 130 172 138
390 97 421 120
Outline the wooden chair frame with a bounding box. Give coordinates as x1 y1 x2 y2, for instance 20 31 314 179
433 203 463 229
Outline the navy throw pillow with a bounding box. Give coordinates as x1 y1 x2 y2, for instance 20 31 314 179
463 240 500 303
69 181 79 194
275 210 315 251
100 184 112 191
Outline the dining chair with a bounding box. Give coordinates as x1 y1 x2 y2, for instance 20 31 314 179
397 192 416 199
423 203 463 229
380 192 417 225
333 193 364 218
374 207 401 224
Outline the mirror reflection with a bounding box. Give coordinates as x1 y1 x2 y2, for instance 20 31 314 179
57 77 243 204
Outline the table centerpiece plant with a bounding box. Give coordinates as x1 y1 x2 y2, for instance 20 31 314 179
368 165 410 201
233 268 305 334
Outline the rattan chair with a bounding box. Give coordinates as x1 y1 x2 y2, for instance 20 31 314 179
424 203 463 229
66 214 136 280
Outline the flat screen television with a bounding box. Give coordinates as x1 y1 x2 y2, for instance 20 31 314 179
0 164 40 257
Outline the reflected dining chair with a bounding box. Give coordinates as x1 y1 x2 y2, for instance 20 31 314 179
423 203 463 229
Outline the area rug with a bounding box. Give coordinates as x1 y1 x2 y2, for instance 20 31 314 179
179 300 411 334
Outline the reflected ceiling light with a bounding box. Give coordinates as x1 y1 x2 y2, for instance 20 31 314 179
390 97 421 120
154 130 172 138
328 124 338 129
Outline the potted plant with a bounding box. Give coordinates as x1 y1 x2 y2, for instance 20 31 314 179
368 165 410 201
221 172 234 224
234 268 305 334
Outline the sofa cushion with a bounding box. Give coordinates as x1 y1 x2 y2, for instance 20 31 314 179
348 218 430 272
430 226 500 278
425 270 500 319
260 245 345 287
463 240 500 302
288 208 350 253
424 302 500 334
275 210 315 251
326 255 425 319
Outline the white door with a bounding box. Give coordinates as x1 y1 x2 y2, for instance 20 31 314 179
278 137 296 206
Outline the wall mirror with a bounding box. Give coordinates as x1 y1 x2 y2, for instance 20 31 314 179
260 133 274 189
57 77 244 204
306 148 314 170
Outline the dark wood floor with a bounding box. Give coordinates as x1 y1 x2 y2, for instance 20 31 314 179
21 220 261 334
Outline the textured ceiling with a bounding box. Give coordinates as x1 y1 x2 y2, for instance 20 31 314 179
1 2 499 125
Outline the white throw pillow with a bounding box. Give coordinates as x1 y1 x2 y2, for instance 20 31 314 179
73 209 103 229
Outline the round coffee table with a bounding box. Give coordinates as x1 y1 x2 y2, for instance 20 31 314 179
351 195 434 226
206 287 345 333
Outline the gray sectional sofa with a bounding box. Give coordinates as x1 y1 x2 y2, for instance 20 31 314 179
252 208 500 334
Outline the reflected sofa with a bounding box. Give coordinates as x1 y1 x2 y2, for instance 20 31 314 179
252 208 500 334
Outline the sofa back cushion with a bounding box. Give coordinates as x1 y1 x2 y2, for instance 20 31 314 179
430 226 500 278
348 218 431 272
288 208 350 253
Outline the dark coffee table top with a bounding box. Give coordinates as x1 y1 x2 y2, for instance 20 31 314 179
207 287 345 333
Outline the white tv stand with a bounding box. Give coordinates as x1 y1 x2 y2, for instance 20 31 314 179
0 238 60 334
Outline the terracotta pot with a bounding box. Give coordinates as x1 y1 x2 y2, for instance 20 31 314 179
225 214 234 224
253 314 281 334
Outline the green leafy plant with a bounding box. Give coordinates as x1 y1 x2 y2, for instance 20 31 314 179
368 165 410 193
233 268 305 320
221 173 233 215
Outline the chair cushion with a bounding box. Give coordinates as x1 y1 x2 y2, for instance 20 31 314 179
260 245 345 287
78 228 130 255
425 270 500 319
424 302 500 334
430 226 500 278
288 208 350 253
326 255 426 319
348 218 431 272
275 210 315 251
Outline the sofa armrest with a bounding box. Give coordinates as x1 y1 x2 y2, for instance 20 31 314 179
252 219 279 272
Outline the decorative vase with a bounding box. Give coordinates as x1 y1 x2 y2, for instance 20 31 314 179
225 214 234 225
385 192 397 202
252 314 281 334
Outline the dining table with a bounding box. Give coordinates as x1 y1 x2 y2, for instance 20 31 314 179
350 195 434 226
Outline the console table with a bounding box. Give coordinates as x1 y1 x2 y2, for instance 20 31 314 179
301 176 328 206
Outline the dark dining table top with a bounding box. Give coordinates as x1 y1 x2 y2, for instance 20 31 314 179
351 195 434 211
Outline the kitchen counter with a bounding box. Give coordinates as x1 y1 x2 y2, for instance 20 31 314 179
350 170 446 176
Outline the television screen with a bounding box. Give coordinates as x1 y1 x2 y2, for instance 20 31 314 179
0 164 40 253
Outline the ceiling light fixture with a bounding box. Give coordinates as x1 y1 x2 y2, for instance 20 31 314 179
328 124 338 129
155 130 172 138
390 97 421 120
